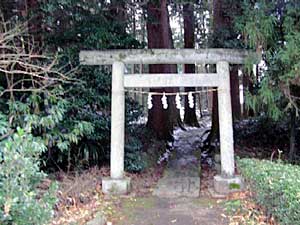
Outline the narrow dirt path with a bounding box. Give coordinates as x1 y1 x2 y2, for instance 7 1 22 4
116 119 229 225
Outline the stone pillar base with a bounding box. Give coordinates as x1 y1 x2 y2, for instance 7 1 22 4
213 175 244 194
102 177 131 195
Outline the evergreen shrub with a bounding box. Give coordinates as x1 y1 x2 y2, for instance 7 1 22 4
238 158 300 224
0 127 57 224
125 136 146 172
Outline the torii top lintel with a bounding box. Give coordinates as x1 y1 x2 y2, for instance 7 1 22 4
80 48 257 65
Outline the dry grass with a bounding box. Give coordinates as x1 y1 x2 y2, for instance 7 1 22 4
50 164 165 225
223 190 278 225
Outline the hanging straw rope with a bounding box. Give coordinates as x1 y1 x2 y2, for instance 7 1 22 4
125 88 220 96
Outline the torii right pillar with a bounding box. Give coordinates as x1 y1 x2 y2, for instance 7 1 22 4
214 61 244 195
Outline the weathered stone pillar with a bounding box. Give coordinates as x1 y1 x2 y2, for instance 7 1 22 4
110 61 125 179
217 61 235 177
102 61 130 194
213 61 243 194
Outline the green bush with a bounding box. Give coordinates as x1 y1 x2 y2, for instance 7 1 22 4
125 136 146 172
0 128 57 225
238 158 300 224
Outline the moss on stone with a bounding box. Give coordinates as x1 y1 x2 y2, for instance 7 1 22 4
229 183 240 190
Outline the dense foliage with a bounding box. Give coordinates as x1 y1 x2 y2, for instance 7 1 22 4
234 0 300 160
0 1 146 222
234 116 290 149
39 0 145 171
235 0 300 120
0 19 87 223
0 19 96 172
0 126 57 224
238 158 300 224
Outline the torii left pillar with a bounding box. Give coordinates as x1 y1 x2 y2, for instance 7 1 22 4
102 61 131 194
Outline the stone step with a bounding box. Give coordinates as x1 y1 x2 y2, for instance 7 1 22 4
164 167 200 178
153 177 200 198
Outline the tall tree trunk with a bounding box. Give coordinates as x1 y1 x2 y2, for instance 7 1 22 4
146 0 180 140
289 84 300 161
209 0 222 145
230 65 241 120
243 72 255 117
289 109 296 161
110 0 127 35
210 90 219 139
183 2 199 127
209 0 240 144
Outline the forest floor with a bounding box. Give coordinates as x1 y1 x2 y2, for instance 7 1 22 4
50 117 277 225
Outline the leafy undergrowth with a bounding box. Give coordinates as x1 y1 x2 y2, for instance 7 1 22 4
238 158 300 225
200 163 277 224
222 191 277 225
50 164 165 225
199 163 276 224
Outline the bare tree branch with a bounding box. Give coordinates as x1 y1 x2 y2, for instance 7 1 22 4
0 18 76 100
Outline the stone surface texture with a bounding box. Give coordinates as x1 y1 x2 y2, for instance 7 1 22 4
102 177 131 195
118 197 228 225
80 48 254 65
110 61 125 179
153 126 208 198
217 61 235 177
124 73 221 88
213 175 244 194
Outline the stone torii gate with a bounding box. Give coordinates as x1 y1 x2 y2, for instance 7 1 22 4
80 49 250 195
